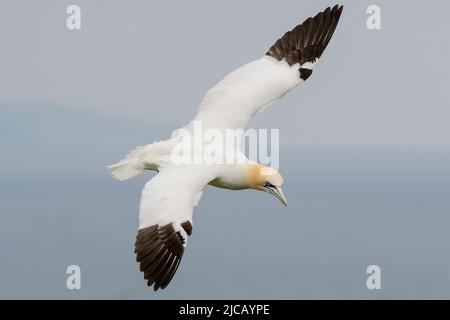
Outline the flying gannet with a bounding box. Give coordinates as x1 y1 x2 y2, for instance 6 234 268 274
108 5 343 291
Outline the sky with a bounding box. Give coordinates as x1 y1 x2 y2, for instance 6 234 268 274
0 0 450 299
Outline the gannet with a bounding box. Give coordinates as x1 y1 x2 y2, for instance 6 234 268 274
107 5 343 291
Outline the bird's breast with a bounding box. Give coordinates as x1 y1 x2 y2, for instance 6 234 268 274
208 163 251 190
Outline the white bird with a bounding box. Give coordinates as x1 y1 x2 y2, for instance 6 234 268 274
108 5 343 291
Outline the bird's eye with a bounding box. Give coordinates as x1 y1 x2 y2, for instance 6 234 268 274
264 182 275 188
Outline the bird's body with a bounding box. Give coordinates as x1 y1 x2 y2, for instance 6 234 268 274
108 5 343 291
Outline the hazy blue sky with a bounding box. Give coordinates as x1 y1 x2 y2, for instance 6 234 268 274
1 0 450 299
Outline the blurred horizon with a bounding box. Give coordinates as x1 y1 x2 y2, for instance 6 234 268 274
1 103 450 299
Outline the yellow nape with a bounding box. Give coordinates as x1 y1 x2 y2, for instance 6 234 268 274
247 164 284 188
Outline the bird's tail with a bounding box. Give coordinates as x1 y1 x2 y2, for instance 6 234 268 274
107 140 176 181
107 146 150 181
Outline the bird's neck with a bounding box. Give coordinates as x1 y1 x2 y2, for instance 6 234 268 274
208 163 258 190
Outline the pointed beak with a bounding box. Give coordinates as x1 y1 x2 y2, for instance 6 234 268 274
266 185 287 207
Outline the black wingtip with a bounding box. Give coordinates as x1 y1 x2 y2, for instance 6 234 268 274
266 5 344 80
136 223 188 291
336 5 344 17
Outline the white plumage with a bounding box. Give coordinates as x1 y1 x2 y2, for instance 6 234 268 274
193 56 304 131
138 164 213 237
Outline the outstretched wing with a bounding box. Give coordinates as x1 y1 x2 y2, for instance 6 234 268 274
191 5 343 132
135 165 214 291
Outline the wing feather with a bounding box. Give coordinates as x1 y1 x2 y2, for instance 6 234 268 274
135 165 214 290
189 5 343 132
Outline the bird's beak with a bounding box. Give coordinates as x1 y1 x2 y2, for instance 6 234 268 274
266 185 287 207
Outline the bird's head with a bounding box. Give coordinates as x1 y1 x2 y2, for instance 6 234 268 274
248 164 287 207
